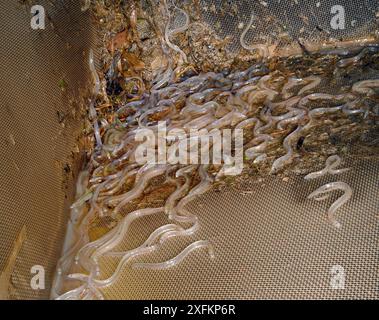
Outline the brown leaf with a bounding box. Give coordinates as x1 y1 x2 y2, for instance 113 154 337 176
107 30 130 53
123 52 145 71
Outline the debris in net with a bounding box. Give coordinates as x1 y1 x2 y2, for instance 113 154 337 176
81 0 91 12
53 0 379 299
8 134 16 146
0 226 27 299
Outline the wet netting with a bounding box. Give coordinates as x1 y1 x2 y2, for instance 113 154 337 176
3 0 377 300
50 0 378 300
0 0 95 299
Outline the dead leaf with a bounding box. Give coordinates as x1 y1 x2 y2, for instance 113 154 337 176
107 30 130 53
123 52 145 71
0 226 27 300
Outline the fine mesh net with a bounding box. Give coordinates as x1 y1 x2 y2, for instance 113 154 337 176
101 156 379 300
0 0 378 300
0 0 95 299
193 0 379 54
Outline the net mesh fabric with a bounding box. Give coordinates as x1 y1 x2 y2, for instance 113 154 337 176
183 0 379 54
95 156 378 300
0 0 95 299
